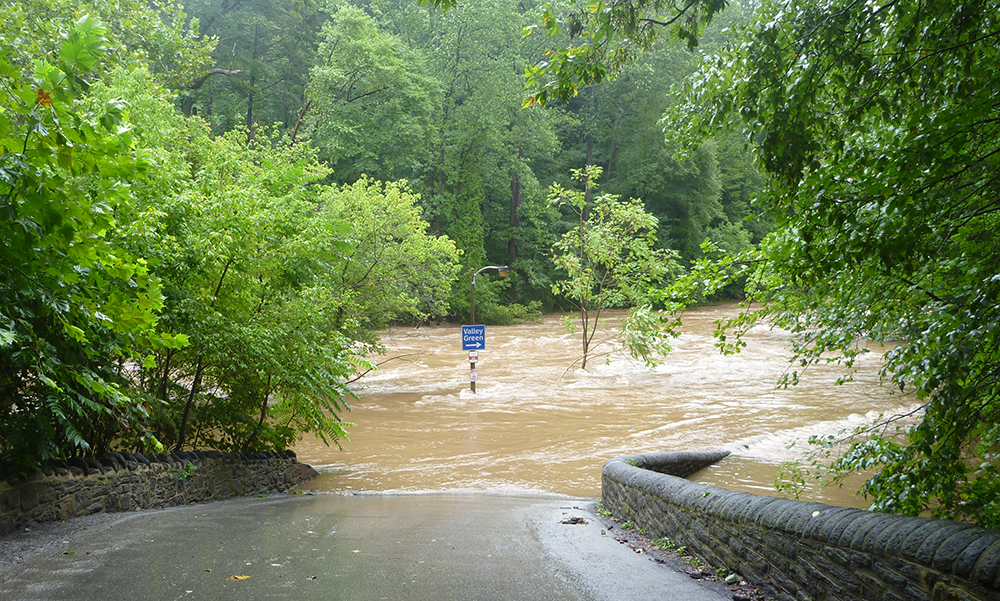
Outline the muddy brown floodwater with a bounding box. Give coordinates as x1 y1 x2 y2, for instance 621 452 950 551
293 303 919 508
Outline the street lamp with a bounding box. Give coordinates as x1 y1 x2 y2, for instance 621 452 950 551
470 265 509 326
468 265 509 392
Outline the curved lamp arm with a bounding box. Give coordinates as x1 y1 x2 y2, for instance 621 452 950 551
468 265 508 393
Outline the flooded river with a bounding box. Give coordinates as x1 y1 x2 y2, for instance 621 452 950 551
293 304 917 508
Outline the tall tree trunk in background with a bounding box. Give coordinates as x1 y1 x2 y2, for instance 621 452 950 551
176 257 233 451
584 93 597 211
607 101 624 180
245 25 259 142
508 146 523 301
432 143 446 236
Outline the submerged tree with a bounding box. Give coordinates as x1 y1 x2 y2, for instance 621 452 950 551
549 166 682 370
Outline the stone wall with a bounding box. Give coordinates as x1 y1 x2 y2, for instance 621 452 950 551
602 451 1000 601
0 450 318 535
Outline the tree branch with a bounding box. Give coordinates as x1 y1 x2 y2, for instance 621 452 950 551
184 68 243 91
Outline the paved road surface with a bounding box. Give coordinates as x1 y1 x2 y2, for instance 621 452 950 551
0 493 734 601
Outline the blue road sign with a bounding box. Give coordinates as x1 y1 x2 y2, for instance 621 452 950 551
461 325 486 350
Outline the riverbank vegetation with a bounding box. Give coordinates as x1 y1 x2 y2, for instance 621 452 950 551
0 0 759 479
690 0 1000 529
523 0 1000 527
3 0 998 530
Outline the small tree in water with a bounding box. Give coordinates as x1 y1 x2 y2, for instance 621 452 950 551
549 166 682 370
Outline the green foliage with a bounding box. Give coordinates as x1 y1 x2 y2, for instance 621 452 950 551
550 166 682 370
595 499 612 516
302 5 438 182
111 108 459 453
483 301 545 326
349 0 572 312
680 554 703 567
2 0 215 88
652 536 675 550
413 0 557 311
0 16 182 478
520 0 730 106
176 460 197 480
540 8 767 273
667 0 1000 526
120 124 362 453
317 177 463 334
664 239 762 312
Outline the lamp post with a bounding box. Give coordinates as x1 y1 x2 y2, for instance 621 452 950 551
469 265 508 392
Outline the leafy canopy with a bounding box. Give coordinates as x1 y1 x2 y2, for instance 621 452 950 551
518 0 730 106
0 16 186 476
666 0 1000 526
301 5 438 182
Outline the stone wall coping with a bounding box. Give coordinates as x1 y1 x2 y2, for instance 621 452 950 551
602 451 1000 601
0 449 317 535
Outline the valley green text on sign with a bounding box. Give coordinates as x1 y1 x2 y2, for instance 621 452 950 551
462 325 486 350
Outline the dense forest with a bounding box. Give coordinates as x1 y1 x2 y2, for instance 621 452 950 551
2 0 999 528
178 0 766 311
0 0 761 478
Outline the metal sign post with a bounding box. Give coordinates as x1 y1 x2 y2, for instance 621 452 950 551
468 350 479 391
462 325 486 392
466 265 507 393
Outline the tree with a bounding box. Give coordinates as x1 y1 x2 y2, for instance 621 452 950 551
298 5 438 183
549 166 682 370
665 0 1000 527
106 115 366 454
518 0 730 106
0 16 186 478
317 177 463 335
182 0 327 135
99 68 461 452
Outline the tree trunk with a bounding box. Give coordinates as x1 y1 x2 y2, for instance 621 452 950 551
176 356 205 451
608 101 624 180
243 375 273 452
175 258 233 451
245 25 259 142
508 146 524 301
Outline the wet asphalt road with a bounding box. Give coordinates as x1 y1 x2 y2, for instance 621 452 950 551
0 493 734 601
